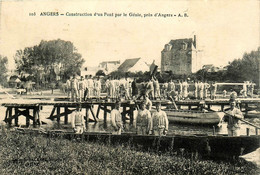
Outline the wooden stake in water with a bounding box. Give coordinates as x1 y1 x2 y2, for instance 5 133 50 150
246 128 250 136
213 126 216 136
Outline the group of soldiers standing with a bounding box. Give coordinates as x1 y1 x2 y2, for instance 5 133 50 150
71 99 169 136
241 81 255 97
110 100 169 136
66 75 102 102
65 75 255 102
145 78 218 100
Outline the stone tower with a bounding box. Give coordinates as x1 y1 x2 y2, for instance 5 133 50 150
161 35 200 74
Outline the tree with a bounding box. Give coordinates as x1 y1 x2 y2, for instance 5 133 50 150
0 55 8 86
96 70 106 76
226 47 260 86
14 39 85 86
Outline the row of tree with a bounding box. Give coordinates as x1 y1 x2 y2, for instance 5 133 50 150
14 39 84 86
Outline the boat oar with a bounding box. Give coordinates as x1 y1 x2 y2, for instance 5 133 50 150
207 106 260 129
0 88 16 99
222 111 260 129
169 96 178 110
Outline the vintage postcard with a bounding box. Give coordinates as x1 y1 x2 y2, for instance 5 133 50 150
0 0 259 174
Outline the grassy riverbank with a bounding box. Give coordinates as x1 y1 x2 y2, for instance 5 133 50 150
0 132 258 175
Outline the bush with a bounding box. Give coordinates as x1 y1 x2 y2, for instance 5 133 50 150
0 132 258 175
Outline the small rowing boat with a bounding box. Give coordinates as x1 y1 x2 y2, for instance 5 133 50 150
163 109 221 125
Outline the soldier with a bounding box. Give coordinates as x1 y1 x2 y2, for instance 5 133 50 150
131 78 138 99
194 80 198 99
78 76 86 102
105 77 111 98
114 77 120 99
124 77 131 100
71 104 86 134
204 81 210 99
178 80 183 100
168 79 175 93
152 102 169 136
154 77 160 99
83 75 89 101
109 77 115 99
198 80 204 100
136 101 152 135
242 81 247 97
223 89 227 98
182 79 189 99
249 81 254 97
111 101 123 135
71 75 79 102
94 77 101 99
162 81 168 99
222 99 244 136
211 81 217 100
88 75 94 98
66 76 72 98
146 79 154 100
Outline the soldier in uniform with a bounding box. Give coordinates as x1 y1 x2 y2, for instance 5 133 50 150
111 101 123 135
152 102 169 136
136 101 152 135
78 76 86 102
71 104 86 134
131 78 138 99
222 98 244 136
83 75 89 101
71 75 79 102
88 75 94 98
66 76 72 98
154 77 160 100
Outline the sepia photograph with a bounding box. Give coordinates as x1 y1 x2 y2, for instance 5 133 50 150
0 0 259 174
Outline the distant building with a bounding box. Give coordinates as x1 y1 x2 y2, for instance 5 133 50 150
161 35 201 74
202 64 228 72
117 58 149 72
80 66 99 77
98 60 121 74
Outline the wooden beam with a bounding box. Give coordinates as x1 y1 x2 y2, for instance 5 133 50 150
8 107 13 126
48 107 56 120
33 108 37 128
129 105 134 125
100 106 111 113
9 109 34 120
37 108 42 126
64 107 68 124
89 107 97 123
122 106 126 124
96 105 100 119
49 110 75 120
15 107 19 126
57 107 60 124
104 105 107 123
26 108 29 127
85 108 89 124
4 107 9 123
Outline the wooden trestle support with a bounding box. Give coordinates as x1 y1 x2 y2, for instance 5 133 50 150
3 103 41 127
47 103 98 125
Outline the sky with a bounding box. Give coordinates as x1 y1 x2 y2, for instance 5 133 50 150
0 0 259 70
